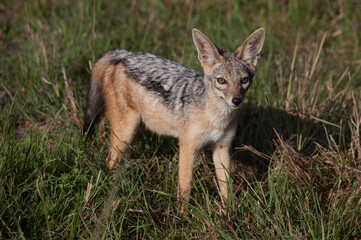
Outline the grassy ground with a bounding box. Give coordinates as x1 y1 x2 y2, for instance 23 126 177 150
1 0 361 239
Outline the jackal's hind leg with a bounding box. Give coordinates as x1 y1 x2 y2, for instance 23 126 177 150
107 107 140 169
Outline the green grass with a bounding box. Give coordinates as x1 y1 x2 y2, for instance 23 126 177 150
1 0 361 239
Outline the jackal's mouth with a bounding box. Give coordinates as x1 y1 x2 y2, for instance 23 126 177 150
226 100 242 109
230 104 241 109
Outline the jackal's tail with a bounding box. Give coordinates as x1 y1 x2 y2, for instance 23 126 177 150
83 58 107 139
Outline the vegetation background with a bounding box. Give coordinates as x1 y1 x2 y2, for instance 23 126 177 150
1 0 361 239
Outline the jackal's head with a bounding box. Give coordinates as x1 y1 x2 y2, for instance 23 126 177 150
192 28 265 109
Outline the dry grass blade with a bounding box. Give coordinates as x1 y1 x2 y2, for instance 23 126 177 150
309 32 328 80
238 145 271 161
286 28 300 110
62 66 81 125
41 42 48 72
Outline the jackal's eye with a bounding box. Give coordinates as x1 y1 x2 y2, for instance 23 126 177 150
240 77 249 84
216 77 227 84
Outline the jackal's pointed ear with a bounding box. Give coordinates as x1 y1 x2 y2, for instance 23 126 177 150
192 29 222 69
236 28 265 68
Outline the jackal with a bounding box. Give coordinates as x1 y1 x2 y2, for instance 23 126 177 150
83 28 265 206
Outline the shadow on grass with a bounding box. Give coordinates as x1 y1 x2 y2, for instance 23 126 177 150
233 101 349 176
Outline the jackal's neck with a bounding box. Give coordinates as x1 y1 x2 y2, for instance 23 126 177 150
203 81 237 129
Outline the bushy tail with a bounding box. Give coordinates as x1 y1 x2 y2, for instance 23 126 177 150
83 59 107 139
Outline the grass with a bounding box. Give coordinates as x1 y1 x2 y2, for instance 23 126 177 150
1 0 361 239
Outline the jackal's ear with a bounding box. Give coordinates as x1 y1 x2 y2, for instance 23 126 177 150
192 29 222 68
236 28 265 68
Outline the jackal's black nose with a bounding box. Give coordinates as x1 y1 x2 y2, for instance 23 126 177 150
231 97 242 106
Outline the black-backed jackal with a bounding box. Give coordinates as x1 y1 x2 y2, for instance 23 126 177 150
83 28 265 207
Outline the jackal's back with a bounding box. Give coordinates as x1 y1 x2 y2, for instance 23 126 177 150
102 49 206 113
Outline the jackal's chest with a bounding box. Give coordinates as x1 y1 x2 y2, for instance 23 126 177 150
194 110 237 146
200 128 225 144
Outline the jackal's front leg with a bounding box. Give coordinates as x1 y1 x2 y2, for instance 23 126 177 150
212 143 231 205
177 141 196 208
